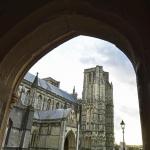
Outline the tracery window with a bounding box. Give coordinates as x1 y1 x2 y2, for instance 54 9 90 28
47 99 51 110
56 102 59 109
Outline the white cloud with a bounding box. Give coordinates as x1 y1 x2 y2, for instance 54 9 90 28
29 35 142 145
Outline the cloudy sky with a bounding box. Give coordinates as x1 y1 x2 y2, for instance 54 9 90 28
29 35 142 145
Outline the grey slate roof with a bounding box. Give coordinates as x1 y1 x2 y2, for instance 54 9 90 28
23 72 76 103
34 108 72 120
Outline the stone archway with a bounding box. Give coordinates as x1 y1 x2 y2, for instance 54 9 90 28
0 1 150 149
64 131 76 150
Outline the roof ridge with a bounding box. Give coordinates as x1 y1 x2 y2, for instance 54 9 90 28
24 72 77 103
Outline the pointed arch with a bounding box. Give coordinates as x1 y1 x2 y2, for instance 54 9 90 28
64 130 76 150
47 98 51 110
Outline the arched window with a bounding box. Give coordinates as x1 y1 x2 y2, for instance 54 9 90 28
47 99 51 110
37 95 42 109
42 98 47 110
56 102 59 109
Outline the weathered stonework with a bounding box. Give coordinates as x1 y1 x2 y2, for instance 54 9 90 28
81 66 114 150
2 66 114 150
2 73 78 150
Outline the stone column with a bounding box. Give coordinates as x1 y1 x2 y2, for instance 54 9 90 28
136 63 150 150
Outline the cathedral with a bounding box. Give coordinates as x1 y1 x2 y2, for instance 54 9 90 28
2 66 114 150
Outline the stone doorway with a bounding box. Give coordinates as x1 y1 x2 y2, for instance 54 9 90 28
64 131 76 150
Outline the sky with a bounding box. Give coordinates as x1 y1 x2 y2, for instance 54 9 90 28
29 35 142 145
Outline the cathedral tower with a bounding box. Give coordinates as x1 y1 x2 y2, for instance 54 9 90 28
81 66 114 150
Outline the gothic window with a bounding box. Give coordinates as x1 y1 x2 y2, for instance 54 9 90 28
56 102 59 109
37 95 42 109
47 99 51 110
25 90 30 105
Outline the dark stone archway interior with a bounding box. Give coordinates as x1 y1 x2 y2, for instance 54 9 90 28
64 131 76 150
64 137 69 150
0 0 150 149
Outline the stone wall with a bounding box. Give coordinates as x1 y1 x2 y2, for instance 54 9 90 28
3 104 34 149
81 66 114 150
